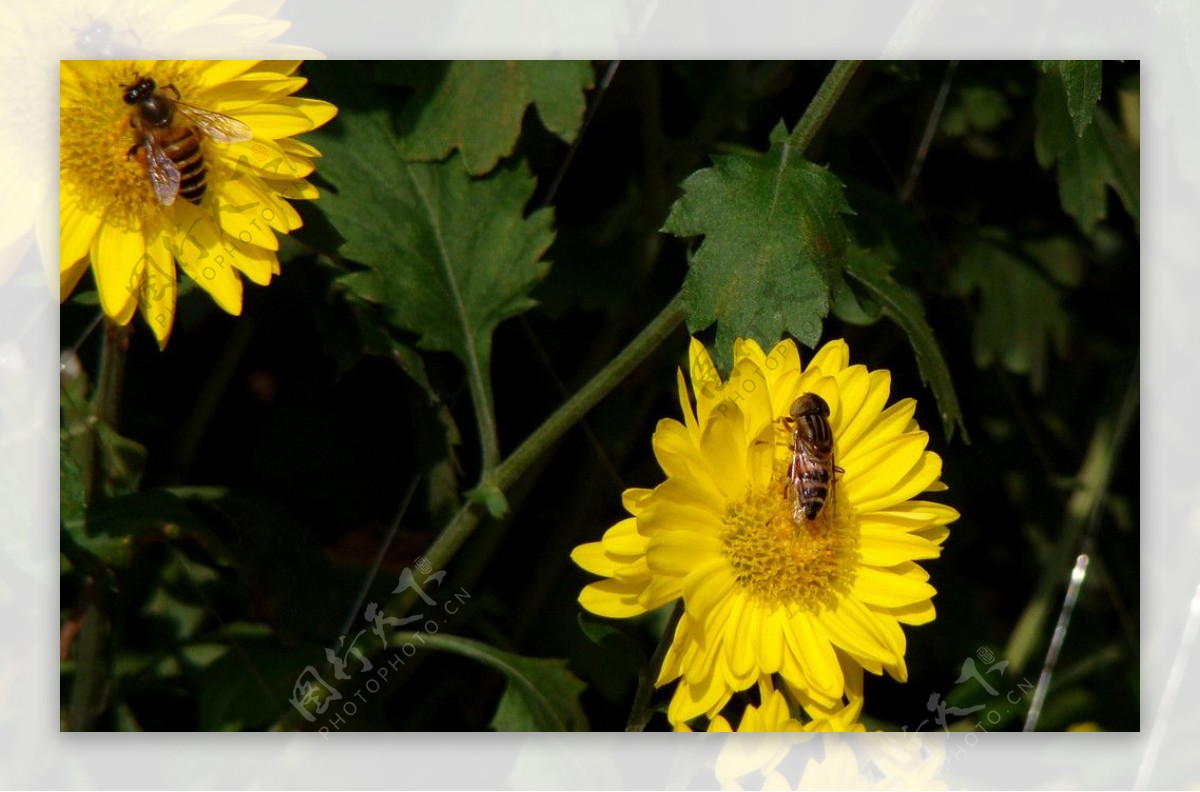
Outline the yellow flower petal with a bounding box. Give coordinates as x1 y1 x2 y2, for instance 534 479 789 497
235 98 337 139
647 529 724 577
61 256 90 301
697 400 749 501
757 606 787 674
225 240 279 286
60 192 101 288
858 522 942 564
668 670 730 725
855 451 944 514
883 600 937 626
215 176 281 251
172 204 243 315
579 580 648 618
851 565 937 608
252 61 304 78
652 418 703 480
193 60 261 88
841 427 925 480
761 338 803 396
836 369 892 450
277 136 324 160
681 557 736 622
569 541 619 577
723 596 758 685
806 338 849 375
138 231 177 348
783 612 842 698
91 215 144 324
209 75 311 111
842 435 932 507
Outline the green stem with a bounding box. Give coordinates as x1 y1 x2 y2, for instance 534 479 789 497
79 320 130 501
396 292 684 608
497 296 683 490
390 632 574 730
67 319 130 730
788 61 862 153
626 600 684 731
66 578 108 731
468 349 501 476
93 321 129 427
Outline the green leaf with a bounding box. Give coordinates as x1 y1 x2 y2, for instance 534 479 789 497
1039 61 1102 136
307 65 555 467
951 236 1069 393
577 614 626 647
63 489 218 568
1034 69 1139 234
391 632 587 731
61 435 86 527
93 423 147 497
831 279 882 326
1023 236 1087 288
60 356 148 502
380 61 595 175
941 82 1013 138
575 614 647 669
843 249 967 441
843 178 940 288
663 122 853 370
1092 109 1140 224
328 161 552 376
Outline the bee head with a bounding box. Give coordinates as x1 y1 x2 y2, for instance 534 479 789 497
121 75 155 105
790 393 830 420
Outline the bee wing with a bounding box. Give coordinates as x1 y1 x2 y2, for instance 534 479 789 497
143 134 181 206
176 103 253 144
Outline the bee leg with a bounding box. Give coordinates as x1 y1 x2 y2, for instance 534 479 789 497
163 82 182 100
125 142 141 159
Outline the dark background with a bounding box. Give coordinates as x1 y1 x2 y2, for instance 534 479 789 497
61 60 1140 731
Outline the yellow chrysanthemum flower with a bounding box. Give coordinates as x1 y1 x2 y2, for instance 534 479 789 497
59 59 337 347
571 337 958 726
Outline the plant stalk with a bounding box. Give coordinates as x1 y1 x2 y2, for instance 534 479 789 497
395 292 684 611
788 61 862 153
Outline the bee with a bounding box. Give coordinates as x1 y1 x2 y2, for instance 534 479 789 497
122 75 252 206
781 392 843 524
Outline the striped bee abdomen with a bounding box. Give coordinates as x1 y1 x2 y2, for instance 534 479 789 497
787 393 838 523
159 126 207 204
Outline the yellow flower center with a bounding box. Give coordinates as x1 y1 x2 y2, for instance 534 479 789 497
721 467 859 611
